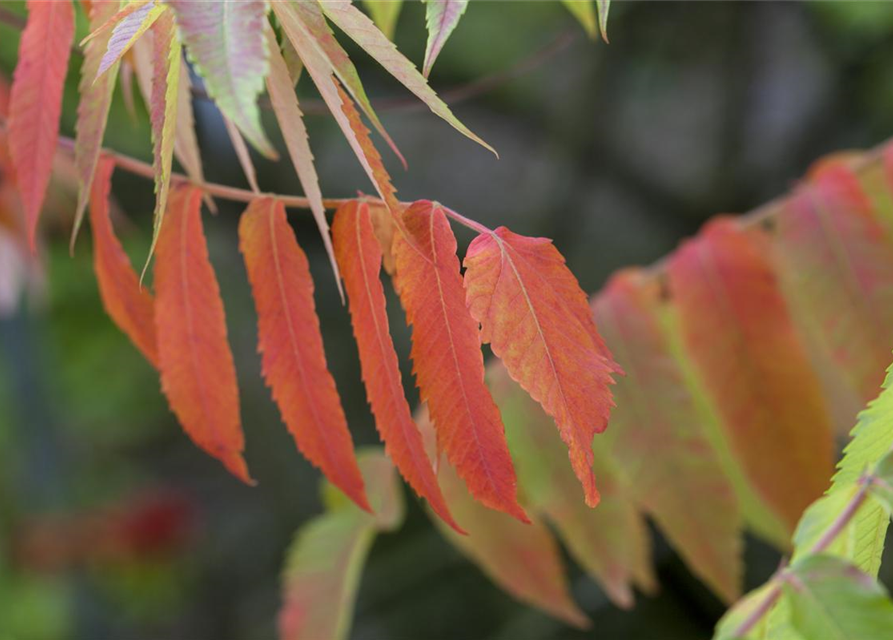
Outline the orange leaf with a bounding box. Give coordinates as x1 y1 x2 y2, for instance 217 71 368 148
393 202 527 522
239 198 369 511
153 185 251 484
593 270 742 603
335 83 399 213
331 201 461 532
667 218 834 531
463 226 617 507
8 0 75 249
89 155 158 367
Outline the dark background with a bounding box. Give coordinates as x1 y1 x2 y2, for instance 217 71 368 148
2 1 893 638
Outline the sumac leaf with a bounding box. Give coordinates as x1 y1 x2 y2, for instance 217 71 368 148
463 226 618 506
393 202 526 522
8 0 75 249
89 155 157 366
154 185 250 484
239 198 368 511
331 201 460 532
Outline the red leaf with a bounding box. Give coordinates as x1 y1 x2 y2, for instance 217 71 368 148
89 155 157 366
393 201 527 522
331 201 461 532
667 218 835 531
239 198 369 511
8 0 75 249
463 226 617 507
776 159 893 405
154 185 251 484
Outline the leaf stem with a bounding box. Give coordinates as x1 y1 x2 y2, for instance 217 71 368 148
731 582 784 638
730 471 875 638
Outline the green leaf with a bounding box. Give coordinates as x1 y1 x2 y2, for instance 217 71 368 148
72 0 123 250
362 0 403 39
714 582 778 640
871 450 893 511
783 554 893 640
561 0 596 38
279 449 404 640
423 0 468 77
793 360 893 575
167 0 275 157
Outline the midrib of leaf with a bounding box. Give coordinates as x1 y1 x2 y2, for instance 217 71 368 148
178 199 223 451
266 202 348 488
354 212 429 476
426 213 499 495
496 235 593 454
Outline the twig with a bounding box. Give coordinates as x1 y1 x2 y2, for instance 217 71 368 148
731 471 878 638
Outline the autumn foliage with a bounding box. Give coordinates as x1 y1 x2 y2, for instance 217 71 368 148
5 1 893 639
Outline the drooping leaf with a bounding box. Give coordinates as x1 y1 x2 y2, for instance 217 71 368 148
596 0 610 42
173 55 214 211
393 202 526 521
592 270 743 603
362 0 402 39
462 226 618 507
153 185 251 484
167 0 275 157
422 0 468 77
279 449 404 640
280 33 304 86
667 218 835 532
8 0 75 249
774 159 893 409
280 0 404 166
80 0 151 47
318 0 496 155
334 84 399 212
561 0 597 39
273 2 400 211
96 0 164 80
222 114 260 193
72 0 123 251
129 34 208 204
490 364 656 609
331 201 460 532
782 554 893 640
416 405 590 628
239 198 369 511
263 25 341 296
143 9 181 278
89 155 158 366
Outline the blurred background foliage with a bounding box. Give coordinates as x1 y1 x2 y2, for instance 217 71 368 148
3 1 893 638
